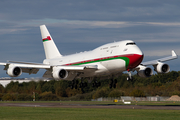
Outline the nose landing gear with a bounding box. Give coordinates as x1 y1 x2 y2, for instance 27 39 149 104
127 70 133 81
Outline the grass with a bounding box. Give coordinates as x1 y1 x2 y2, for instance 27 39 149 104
0 101 180 120
1 100 180 105
0 106 180 120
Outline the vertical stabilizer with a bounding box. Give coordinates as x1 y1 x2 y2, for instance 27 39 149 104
40 25 62 59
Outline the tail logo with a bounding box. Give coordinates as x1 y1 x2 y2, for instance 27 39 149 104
42 36 51 42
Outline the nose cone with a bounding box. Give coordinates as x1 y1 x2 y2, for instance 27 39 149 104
125 46 144 69
127 54 144 69
123 40 143 69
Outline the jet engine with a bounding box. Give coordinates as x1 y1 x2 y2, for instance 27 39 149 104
154 62 170 73
52 68 68 80
7 66 22 77
137 65 153 78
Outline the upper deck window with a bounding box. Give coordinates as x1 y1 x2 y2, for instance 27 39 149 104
126 42 136 45
110 46 117 48
103 47 108 49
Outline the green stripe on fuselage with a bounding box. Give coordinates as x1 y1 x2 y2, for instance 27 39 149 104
72 57 129 68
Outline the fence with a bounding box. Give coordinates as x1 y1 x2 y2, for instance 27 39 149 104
92 96 171 101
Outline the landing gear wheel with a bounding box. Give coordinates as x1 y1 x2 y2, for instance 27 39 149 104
109 79 117 88
75 84 77 89
114 79 117 84
109 84 112 89
71 80 79 89
127 76 133 81
113 84 116 88
92 81 101 88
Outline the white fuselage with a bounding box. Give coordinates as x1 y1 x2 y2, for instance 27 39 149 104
43 40 143 77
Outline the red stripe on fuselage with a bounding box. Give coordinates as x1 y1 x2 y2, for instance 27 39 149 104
64 54 143 69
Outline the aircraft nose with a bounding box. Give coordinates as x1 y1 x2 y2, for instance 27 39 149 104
126 54 144 70
136 48 143 56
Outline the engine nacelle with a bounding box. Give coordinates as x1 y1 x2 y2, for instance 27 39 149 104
52 67 68 80
137 65 153 78
7 66 22 77
154 62 170 73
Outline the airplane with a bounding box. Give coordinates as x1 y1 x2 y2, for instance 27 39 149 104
0 25 178 88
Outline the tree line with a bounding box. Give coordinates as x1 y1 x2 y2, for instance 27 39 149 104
0 71 180 101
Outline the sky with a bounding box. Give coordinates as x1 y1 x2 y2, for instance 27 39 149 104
0 0 179 78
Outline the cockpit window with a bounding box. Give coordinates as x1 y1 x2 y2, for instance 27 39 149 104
126 42 136 45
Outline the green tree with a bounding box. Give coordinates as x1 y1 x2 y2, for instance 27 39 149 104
92 87 110 99
5 81 19 93
108 89 124 97
130 89 145 97
17 94 33 101
41 81 55 93
0 84 4 93
39 91 59 101
66 87 82 97
2 93 18 101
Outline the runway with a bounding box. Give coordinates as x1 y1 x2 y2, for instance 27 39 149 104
1 102 180 110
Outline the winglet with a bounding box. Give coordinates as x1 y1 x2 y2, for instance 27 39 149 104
172 50 177 57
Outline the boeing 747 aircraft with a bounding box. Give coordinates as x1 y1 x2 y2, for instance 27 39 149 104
0 25 178 88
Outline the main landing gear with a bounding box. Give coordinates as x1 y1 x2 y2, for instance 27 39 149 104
70 79 87 89
70 79 78 89
109 78 117 88
92 80 101 88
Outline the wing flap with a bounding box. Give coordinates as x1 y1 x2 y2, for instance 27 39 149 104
57 65 98 71
21 68 39 74
84 65 98 69
43 70 53 78
57 66 85 70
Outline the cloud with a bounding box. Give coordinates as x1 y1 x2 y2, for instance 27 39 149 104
20 19 180 28
2 18 180 30
143 22 180 26
0 28 27 35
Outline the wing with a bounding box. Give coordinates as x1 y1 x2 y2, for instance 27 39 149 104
0 61 51 76
43 65 98 79
141 50 178 66
0 61 97 80
134 50 178 78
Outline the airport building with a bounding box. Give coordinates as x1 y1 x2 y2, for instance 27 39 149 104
0 77 49 87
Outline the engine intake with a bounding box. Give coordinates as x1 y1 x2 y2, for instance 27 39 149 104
154 62 170 73
52 67 68 80
137 65 153 78
7 66 22 77
59 69 67 78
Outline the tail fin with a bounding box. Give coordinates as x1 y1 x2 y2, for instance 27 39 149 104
40 25 62 59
